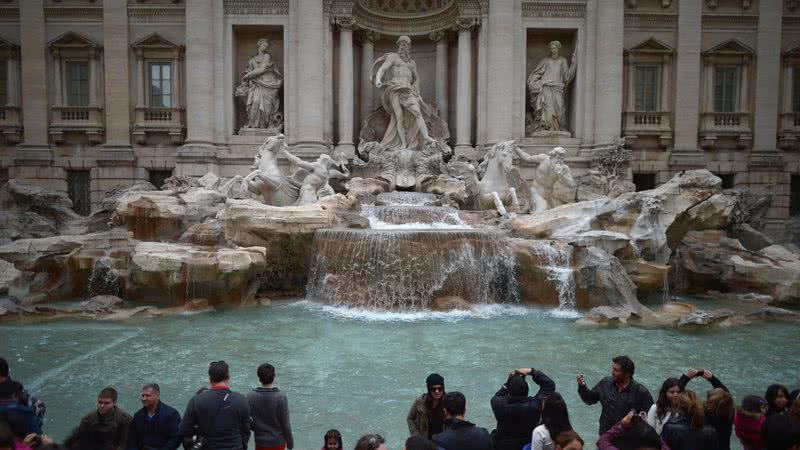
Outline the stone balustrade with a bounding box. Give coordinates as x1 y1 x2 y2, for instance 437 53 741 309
700 111 753 149
49 105 104 144
0 105 21 143
132 106 185 145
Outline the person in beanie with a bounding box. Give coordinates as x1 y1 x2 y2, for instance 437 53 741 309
407 373 446 439
490 367 555 450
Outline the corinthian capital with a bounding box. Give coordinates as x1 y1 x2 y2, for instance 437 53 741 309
429 31 447 43
361 30 381 44
335 16 357 31
454 17 479 32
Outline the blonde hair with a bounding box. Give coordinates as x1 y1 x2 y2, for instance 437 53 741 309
678 390 705 432
705 388 734 420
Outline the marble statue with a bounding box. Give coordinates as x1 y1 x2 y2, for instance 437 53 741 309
236 38 283 134
526 41 577 136
514 146 576 212
244 134 349 206
365 35 445 150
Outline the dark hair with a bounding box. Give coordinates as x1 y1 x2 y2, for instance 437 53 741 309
442 391 466 417
507 374 529 397
655 377 683 420
324 429 343 450
208 361 230 383
614 419 662 449
612 355 635 377
761 414 800 450
354 434 384 450
741 395 767 415
257 363 276 385
142 383 160 393
554 430 584 448
98 387 117 402
542 392 572 438
765 384 791 416
705 388 735 421
0 358 8 378
404 436 439 450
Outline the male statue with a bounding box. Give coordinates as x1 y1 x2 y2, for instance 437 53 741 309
372 35 435 150
515 146 575 212
280 148 350 206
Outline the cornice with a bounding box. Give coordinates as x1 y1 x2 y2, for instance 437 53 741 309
0 6 18 22
223 0 288 16
44 5 103 22
701 13 758 29
624 12 678 29
128 5 184 23
521 1 586 18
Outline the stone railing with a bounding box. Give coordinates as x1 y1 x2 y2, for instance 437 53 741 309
49 105 104 144
0 106 21 144
133 106 185 145
700 112 752 149
622 111 672 148
778 112 800 150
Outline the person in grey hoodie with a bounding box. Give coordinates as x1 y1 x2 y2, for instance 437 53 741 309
247 363 294 450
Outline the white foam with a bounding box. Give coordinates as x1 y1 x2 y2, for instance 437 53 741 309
367 220 472 230
289 300 582 322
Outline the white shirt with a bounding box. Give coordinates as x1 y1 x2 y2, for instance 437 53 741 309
646 403 674 435
531 424 554 450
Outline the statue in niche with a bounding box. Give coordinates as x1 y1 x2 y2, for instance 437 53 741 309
236 38 283 134
514 146 576 212
245 134 350 206
526 40 577 137
361 35 450 151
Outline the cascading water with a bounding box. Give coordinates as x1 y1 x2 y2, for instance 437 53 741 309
306 193 517 310
87 257 120 297
530 241 576 310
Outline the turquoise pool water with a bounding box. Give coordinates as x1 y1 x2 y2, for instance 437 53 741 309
1 301 797 449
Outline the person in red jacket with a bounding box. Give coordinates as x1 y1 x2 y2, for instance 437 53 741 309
735 395 767 450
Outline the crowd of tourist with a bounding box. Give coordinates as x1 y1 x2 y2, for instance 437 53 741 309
1 356 799 450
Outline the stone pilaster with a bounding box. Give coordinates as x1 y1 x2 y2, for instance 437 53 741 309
670 0 705 168
183 0 215 147
294 0 327 154
102 0 133 155
430 31 448 124
335 17 356 157
486 0 514 144
360 31 379 126
594 0 624 146
749 0 783 167
16 0 51 161
455 18 478 156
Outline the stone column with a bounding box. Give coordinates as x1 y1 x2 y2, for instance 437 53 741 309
6 52 18 106
52 49 63 106
102 0 131 148
174 51 183 109
783 64 793 115
88 50 98 107
594 0 624 145
431 31 448 123
294 0 327 154
750 0 783 166
670 0 704 168
183 0 215 147
335 17 356 157
360 31 378 125
486 0 514 144
660 55 671 111
455 18 477 156
17 0 50 156
135 49 144 107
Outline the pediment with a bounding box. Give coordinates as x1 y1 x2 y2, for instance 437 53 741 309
629 38 673 53
0 35 19 49
704 39 753 55
48 31 101 49
131 33 182 50
785 42 800 57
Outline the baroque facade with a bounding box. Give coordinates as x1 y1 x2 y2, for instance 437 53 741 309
0 0 799 237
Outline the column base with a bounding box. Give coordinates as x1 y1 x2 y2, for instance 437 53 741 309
334 143 356 159
454 144 478 159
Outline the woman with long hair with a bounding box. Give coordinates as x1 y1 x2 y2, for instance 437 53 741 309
704 388 735 450
661 390 719 450
735 395 767 450
765 384 791 417
553 431 584 450
407 374 446 439
646 377 683 434
531 392 572 450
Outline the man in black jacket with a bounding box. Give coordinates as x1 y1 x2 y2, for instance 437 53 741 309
432 392 493 450
490 367 555 450
577 355 653 435
180 361 251 450
64 387 131 450
127 383 181 450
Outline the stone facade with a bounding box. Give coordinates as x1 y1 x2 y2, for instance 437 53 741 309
0 0 798 239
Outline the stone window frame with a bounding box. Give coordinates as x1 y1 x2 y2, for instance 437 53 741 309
0 35 20 144
779 42 800 150
700 39 753 149
622 38 674 148
147 61 173 108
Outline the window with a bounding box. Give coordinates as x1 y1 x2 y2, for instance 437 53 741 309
149 62 172 108
635 65 659 111
715 173 735 189
65 61 89 106
791 175 800 216
714 67 738 112
0 60 6 105
148 169 173 189
0 168 8 186
67 170 91 216
633 173 656 192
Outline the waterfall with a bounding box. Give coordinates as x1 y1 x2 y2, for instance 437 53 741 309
362 206 467 229
87 257 120 297
306 229 517 310
375 192 439 206
531 241 576 310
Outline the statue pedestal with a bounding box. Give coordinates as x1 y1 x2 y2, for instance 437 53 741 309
238 127 282 137
530 130 572 138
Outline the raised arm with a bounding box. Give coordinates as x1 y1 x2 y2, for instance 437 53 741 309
577 374 601 405
281 148 315 172
514 147 548 165
679 369 729 392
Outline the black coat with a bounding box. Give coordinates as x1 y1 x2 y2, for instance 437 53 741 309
661 415 720 450
179 388 250 450
679 373 732 450
578 377 654 435
490 370 555 450
432 418 494 450
127 402 182 450
64 407 132 450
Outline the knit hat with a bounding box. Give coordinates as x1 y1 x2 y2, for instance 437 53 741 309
507 375 529 397
426 373 444 392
